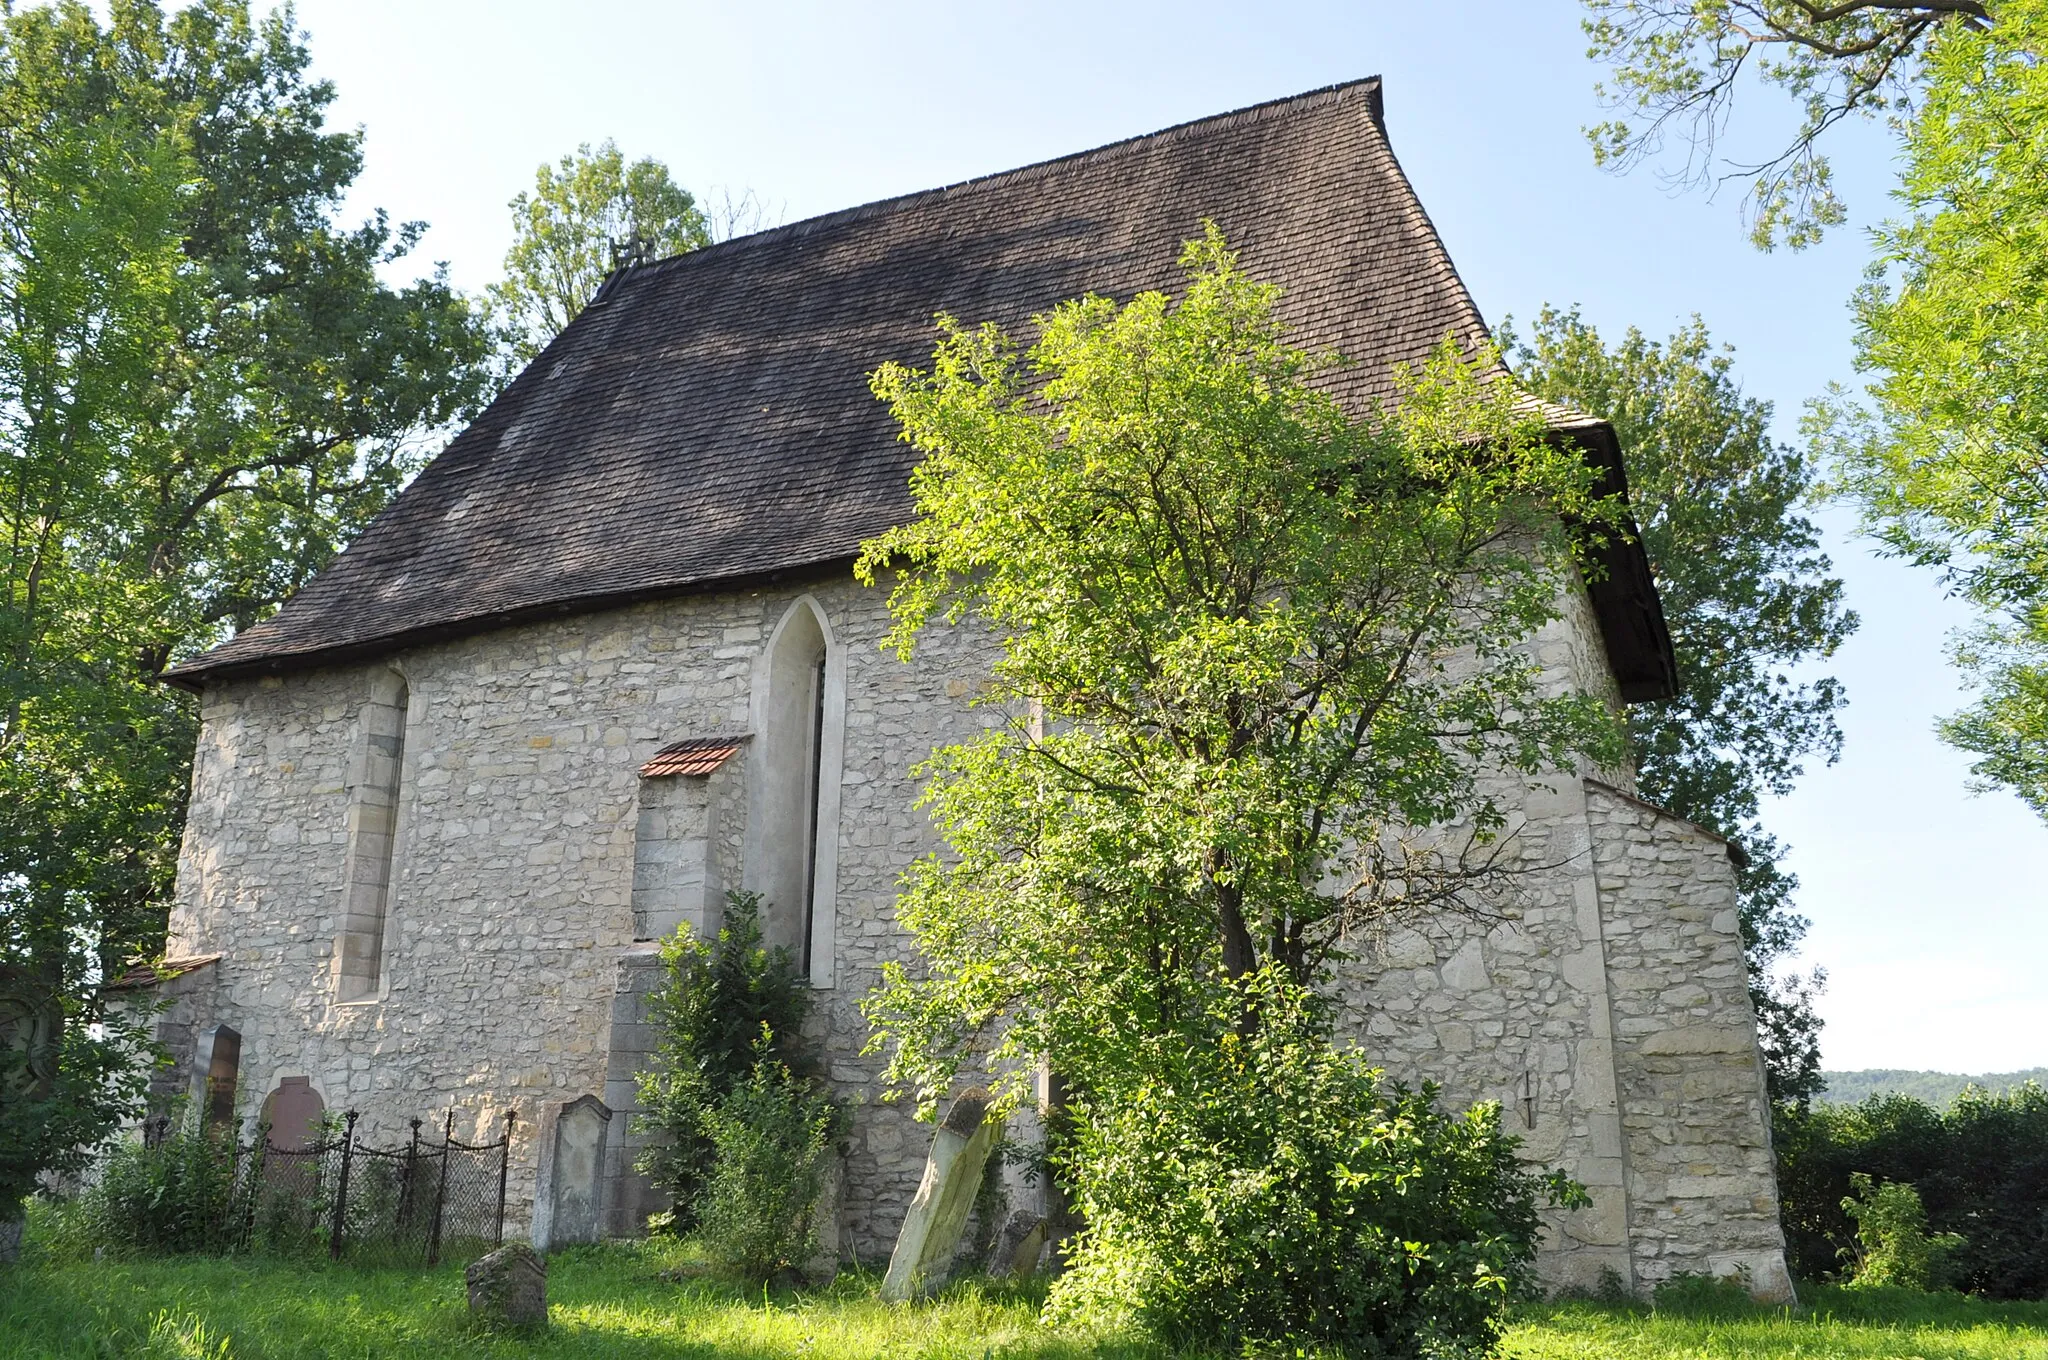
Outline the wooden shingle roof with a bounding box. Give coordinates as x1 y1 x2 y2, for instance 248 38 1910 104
168 77 1675 700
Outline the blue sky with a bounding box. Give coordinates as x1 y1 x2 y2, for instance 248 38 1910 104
282 0 2046 1073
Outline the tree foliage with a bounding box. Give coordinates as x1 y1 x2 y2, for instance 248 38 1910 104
859 228 1627 1118
856 229 1620 1351
1825 1 2048 820
0 0 493 1219
1509 308 1854 1106
489 140 710 365
1776 1084 2048 1297
1583 0 1994 248
1587 2 2048 820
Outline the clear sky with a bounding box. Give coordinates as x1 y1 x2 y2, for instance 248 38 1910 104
278 0 2046 1073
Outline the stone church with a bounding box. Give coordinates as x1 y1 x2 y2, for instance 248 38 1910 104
149 78 1792 1297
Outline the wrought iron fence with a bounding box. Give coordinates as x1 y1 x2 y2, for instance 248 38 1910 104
136 1107 515 1267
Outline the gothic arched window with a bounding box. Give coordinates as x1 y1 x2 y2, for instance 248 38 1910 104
747 597 843 984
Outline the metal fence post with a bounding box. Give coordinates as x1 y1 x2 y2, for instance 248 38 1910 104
239 1125 269 1254
426 1110 452 1268
399 1117 422 1236
495 1108 516 1246
329 1110 358 1261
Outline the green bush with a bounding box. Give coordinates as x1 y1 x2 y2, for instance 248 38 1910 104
1841 1173 1965 1291
693 1041 839 1282
634 891 811 1228
1045 981 1583 1358
75 1107 247 1256
1777 1083 2048 1297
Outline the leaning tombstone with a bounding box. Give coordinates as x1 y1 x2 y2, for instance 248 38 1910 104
881 1087 1004 1301
986 1208 1047 1277
466 1242 548 1328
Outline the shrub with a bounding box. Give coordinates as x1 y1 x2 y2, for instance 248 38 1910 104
693 1038 838 1282
1044 982 1583 1358
1841 1173 1965 1292
1776 1083 2048 1297
635 891 811 1227
75 1106 246 1256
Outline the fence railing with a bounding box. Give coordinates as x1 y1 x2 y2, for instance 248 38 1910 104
139 1107 515 1267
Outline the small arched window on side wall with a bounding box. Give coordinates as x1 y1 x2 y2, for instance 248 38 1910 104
335 668 409 1001
746 596 844 987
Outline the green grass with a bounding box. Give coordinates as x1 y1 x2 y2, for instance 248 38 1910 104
4 1231 2047 1359
1506 1291 2048 1359
0 1237 1158 1360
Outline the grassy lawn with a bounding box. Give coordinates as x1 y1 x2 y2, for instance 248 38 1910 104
3 1235 2046 1360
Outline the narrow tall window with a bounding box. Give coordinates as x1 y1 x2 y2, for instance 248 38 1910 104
336 669 408 1001
799 650 827 974
748 598 841 983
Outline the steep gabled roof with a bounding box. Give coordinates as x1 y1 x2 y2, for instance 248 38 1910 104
169 77 1675 700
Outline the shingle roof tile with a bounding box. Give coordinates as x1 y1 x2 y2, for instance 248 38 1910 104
169 78 1674 699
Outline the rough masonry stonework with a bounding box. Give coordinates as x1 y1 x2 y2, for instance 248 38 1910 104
160 566 1790 1296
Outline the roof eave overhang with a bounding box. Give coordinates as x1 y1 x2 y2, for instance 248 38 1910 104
1555 420 1679 704
165 425 1680 707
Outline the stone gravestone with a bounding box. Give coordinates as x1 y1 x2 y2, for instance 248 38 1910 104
881 1087 1004 1301
985 1208 1048 1278
531 1095 610 1253
259 1076 324 1150
466 1242 547 1328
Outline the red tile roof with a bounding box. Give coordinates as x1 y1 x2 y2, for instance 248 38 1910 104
106 954 222 991
639 737 746 779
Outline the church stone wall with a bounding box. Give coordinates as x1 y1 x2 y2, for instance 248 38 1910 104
167 572 996 1245
1328 587 1639 1293
166 568 1787 1290
1585 782 1794 1300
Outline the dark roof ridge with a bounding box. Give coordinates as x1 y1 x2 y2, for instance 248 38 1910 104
608 76 1388 291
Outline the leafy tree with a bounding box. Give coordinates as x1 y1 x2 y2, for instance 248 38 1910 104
1586 2 2048 820
1582 0 1994 249
1823 3 2048 820
857 228 1623 1350
1508 309 1854 1106
490 140 711 365
634 891 812 1230
0 0 493 1228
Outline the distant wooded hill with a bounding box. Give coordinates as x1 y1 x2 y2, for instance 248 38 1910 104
1820 1068 2048 1105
